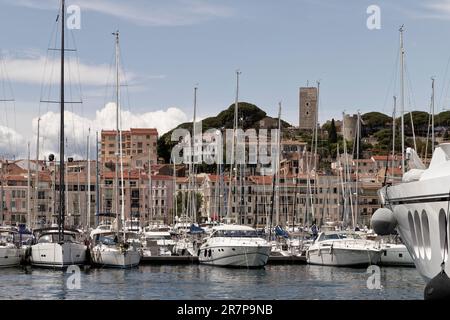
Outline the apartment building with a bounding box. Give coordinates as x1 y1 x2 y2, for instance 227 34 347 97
101 128 158 168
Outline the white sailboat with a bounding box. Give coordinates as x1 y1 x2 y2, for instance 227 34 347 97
89 31 140 268
0 228 21 267
30 0 87 268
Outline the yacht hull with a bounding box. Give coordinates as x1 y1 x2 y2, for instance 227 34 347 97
0 247 21 268
30 242 87 268
90 245 140 268
307 247 381 267
379 244 414 267
198 245 271 268
380 175 450 282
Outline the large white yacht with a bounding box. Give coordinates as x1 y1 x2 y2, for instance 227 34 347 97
198 225 271 268
31 228 87 268
306 231 382 267
373 143 450 282
0 228 21 267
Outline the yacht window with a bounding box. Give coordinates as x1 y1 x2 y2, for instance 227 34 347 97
338 233 361 240
99 236 116 245
38 235 53 243
65 234 75 242
214 230 257 238
323 234 340 240
0 232 14 243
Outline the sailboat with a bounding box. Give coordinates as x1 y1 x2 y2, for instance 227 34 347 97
89 31 140 268
30 0 87 268
198 71 271 268
0 227 21 267
171 86 204 257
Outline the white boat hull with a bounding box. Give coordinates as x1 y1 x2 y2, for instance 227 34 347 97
198 245 271 267
381 177 450 281
307 247 381 267
379 244 415 267
0 247 21 268
91 245 141 268
30 242 87 268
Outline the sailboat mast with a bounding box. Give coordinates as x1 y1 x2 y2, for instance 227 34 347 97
113 30 120 239
87 128 91 229
392 96 396 182
399 25 405 176
27 142 31 228
276 102 281 226
95 131 99 227
226 70 240 222
59 0 66 242
270 103 282 230
431 77 435 152
34 118 40 230
355 112 360 227
192 86 198 224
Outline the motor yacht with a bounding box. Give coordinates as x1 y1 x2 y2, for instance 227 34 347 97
306 231 382 267
198 225 271 268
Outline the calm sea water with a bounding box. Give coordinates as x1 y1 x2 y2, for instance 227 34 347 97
0 265 424 300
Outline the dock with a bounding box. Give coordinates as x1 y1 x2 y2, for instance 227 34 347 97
140 255 307 265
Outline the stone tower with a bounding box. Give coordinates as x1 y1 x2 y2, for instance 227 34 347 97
342 114 358 141
299 87 317 130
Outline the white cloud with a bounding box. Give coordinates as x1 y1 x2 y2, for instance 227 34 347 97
1 0 235 27
405 0 450 20
28 103 189 160
0 125 26 158
0 52 130 86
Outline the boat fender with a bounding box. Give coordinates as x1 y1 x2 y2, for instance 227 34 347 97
371 208 397 235
424 267 450 300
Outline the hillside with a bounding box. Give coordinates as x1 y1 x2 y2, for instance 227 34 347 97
157 102 292 163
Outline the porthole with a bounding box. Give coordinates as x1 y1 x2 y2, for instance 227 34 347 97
408 211 419 258
439 209 448 262
414 210 425 259
421 210 432 260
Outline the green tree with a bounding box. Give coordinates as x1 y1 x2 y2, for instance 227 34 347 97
329 118 337 143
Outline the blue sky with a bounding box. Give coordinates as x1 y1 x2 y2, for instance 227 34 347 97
1 0 450 158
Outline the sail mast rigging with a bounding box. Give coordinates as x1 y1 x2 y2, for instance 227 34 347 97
58 0 66 242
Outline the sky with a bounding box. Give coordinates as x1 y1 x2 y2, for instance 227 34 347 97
1 0 450 159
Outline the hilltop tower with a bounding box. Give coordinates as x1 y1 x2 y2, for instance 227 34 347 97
299 87 318 130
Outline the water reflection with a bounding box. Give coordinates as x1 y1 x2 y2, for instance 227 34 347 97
0 265 424 300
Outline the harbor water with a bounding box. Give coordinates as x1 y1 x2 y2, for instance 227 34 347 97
0 265 423 300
